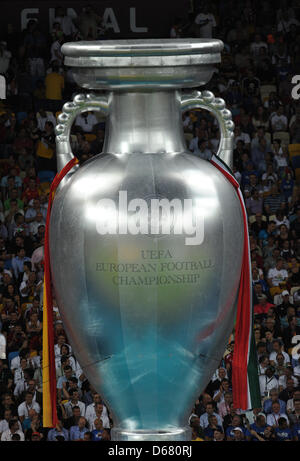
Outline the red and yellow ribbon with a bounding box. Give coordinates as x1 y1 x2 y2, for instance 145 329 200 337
43 157 78 427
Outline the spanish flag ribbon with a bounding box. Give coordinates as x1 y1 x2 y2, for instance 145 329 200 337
43 157 79 428
210 155 260 411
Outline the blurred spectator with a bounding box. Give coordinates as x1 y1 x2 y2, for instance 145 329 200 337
1 418 24 441
259 365 279 398
47 419 69 441
0 42 11 75
75 5 101 40
194 3 216 38
69 416 89 441
75 112 98 134
44 61 64 113
266 401 289 426
52 7 77 41
199 402 223 428
270 105 288 132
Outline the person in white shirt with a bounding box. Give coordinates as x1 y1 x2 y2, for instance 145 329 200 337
287 390 300 413
36 109 56 131
267 258 288 289
182 113 194 132
19 272 42 301
270 106 288 132
55 351 80 379
75 112 98 133
29 213 45 237
194 5 216 38
10 351 40 373
277 14 300 33
13 358 30 385
234 126 251 149
15 378 40 404
50 37 64 65
212 380 231 409
293 358 300 378
87 402 110 430
1 419 24 441
0 41 12 75
0 410 22 436
269 339 291 365
279 371 298 390
273 142 288 169
276 4 295 22
14 372 31 399
250 34 268 56
258 355 270 376
63 389 86 418
259 366 279 397
54 335 72 359
189 134 199 152
17 392 40 423
266 401 289 427
211 366 228 382
199 402 223 428
261 164 278 184
52 6 77 38
85 393 110 429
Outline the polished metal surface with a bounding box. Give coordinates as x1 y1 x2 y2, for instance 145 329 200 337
181 91 234 169
50 39 243 440
62 39 223 90
111 427 191 441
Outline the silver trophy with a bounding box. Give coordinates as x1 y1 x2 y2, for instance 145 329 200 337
50 39 244 441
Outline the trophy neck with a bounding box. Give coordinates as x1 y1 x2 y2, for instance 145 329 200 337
103 90 187 154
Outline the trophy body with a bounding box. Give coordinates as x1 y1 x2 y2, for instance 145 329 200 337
50 40 244 440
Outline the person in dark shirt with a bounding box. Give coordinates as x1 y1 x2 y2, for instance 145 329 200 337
251 213 267 237
194 392 213 417
8 234 33 259
282 316 300 352
0 359 13 397
249 414 269 441
225 414 251 441
243 69 260 97
203 415 223 441
275 291 294 318
274 417 293 441
261 316 283 340
0 392 17 418
222 403 240 431
206 367 228 395
290 208 300 240
91 418 104 441
25 414 48 441
90 128 105 155
62 405 82 430
279 385 299 404
260 425 276 440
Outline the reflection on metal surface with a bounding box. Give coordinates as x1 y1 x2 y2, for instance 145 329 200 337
50 39 242 441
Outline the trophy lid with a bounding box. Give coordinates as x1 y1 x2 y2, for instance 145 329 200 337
62 39 223 90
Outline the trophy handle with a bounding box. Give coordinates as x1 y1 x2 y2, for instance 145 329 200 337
55 93 109 174
181 90 235 170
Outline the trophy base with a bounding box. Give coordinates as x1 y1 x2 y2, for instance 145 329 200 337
111 427 191 441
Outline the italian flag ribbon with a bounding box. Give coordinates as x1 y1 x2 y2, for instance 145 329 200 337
210 155 261 411
42 157 79 428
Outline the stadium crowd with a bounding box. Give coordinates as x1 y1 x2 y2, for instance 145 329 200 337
0 0 299 442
